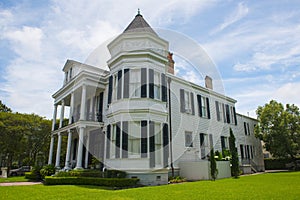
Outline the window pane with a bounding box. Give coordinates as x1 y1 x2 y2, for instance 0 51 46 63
185 132 193 147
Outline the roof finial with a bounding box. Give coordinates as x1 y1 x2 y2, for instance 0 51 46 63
137 8 141 16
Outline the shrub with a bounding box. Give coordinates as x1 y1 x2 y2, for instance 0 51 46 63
169 176 186 183
40 165 56 178
25 172 37 180
264 158 299 170
55 170 103 178
25 166 42 181
104 169 126 178
44 177 139 187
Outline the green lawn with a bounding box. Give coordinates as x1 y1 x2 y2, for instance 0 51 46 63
0 176 30 183
1 172 299 200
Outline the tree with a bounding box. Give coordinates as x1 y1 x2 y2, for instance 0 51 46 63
255 100 300 163
229 128 239 178
210 148 218 181
0 100 12 112
0 112 51 171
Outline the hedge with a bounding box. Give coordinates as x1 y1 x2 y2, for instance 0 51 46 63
25 172 39 180
264 158 300 170
55 169 126 178
44 177 139 187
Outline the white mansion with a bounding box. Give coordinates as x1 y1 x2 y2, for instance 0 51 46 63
48 12 264 185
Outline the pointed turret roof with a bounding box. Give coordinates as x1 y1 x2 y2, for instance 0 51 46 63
123 10 157 35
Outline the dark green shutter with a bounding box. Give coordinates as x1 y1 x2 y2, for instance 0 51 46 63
215 101 220 121
106 125 111 159
122 121 128 158
117 70 122 100
141 120 148 158
141 68 147 98
225 104 230 124
163 123 169 167
233 107 237 125
206 97 210 119
180 89 185 113
197 94 202 117
123 69 129 98
149 121 155 168
149 69 154 99
116 122 121 158
108 76 113 104
161 73 167 102
98 92 103 122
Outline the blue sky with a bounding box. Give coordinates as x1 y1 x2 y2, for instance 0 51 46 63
1 0 300 118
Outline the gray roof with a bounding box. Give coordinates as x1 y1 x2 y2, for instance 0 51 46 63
123 13 157 35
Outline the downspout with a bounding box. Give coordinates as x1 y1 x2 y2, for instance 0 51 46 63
168 77 174 177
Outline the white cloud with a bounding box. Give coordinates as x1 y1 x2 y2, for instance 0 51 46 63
0 0 215 118
211 2 249 34
3 26 43 60
271 82 300 107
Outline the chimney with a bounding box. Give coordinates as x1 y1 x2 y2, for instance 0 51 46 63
167 52 175 74
205 76 213 90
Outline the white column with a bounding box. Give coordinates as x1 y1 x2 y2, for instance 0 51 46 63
84 133 90 168
75 127 84 169
48 135 55 164
59 100 65 128
80 84 86 121
52 104 58 131
64 130 72 170
55 133 62 168
69 92 75 124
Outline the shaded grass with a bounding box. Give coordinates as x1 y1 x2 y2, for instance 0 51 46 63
1 172 300 200
0 176 30 183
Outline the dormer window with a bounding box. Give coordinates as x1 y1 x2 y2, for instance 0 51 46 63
69 67 72 80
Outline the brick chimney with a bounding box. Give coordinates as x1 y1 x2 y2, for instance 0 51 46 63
167 52 175 74
205 76 213 90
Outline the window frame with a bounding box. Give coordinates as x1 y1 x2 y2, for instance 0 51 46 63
129 68 141 98
185 131 193 148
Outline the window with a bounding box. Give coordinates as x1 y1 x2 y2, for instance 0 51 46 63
221 136 228 150
197 95 210 118
201 96 207 118
240 145 244 159
185 131 193 147
184 91 191 113
65 71 69 83
180 89 194 114
154 71 161 100
200 133 208 159
113 74 118 101
129 69 141 98
244 122 250 135
128 122 141 157
110 124 117 158
230 106 235 124
69 68 72 80
215 101 223 122
155 123 162 165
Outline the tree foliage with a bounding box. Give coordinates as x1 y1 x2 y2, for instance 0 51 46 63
0 100 12 113
229 128 239 178
210 148 218 181
0 111 51 171
255 100 300 161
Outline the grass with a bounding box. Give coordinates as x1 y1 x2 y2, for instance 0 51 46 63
0 176 30 183
0 172 300 200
